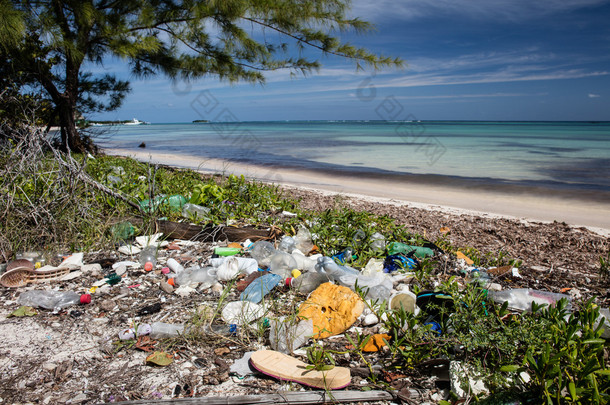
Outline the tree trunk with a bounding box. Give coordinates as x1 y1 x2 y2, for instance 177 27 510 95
56 97 85 153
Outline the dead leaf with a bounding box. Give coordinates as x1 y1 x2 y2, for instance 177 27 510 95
146 351 173 366
8 306 37 317
136 336 156 352
362 334 391 352
456 251 474 265
214 347 230 356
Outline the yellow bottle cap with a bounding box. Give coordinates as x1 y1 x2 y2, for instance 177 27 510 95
291 269 302 278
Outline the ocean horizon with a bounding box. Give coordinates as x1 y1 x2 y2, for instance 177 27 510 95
96 120 610 203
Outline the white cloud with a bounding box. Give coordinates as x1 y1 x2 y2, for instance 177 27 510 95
588 93 601 98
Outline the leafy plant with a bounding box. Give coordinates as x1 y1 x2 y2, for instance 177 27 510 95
306 342 335 372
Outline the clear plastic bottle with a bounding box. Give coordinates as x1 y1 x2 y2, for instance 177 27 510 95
291 252 317 272
369 232 386 252
289 272 329 294
248 240 276 268
174 266 217 289
489 288 571 312
278 236 296 253
294 226 313 253
465 269 491 286
269 251 297 279
149 322 185 339
166 258 184 274
315 256 359 282
18 290 91 313
139 245 158 271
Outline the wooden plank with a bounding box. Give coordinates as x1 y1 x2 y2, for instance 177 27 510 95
155 220 278 242
103 390 394 405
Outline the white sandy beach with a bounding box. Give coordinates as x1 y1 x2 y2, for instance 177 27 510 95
104 148 610 235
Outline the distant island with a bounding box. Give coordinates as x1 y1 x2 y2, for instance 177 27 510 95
192 120 209 123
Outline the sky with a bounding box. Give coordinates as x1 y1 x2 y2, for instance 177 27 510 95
90 0 610 123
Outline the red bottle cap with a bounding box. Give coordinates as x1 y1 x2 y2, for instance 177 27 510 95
80 294 92 304
285 278 292 287
144 261 153 271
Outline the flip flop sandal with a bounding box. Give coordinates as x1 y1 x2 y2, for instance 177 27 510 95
249 349 350 390
0 266 72 288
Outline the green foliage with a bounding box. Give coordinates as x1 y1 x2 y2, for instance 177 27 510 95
520 299 610 404
306 342 336 372
600 251 610 280
305 207 428 266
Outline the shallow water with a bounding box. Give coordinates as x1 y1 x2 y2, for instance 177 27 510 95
97 120 610 198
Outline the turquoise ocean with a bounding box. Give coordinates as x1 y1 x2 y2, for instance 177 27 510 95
98 121 610 202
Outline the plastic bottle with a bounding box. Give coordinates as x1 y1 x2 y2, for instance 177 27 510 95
332 247 355 264
294 226 314 253
210 256 258 275
489 288 572 312
214 247 241 257
291 252 317 272
338 273 393 296
174 266 217 289
369 232 386 252
18 290 91 313
365 284 393 302
149 322 185 339
248 240 276 268
269 317 314 354
289 272 329 294
166 258 184 274
387 242 434 259
269 251 297 279
466 269 491 286
278 236 296 253
139 245 158 271
241 273 283 303
315 256 360 282
181 202 210 221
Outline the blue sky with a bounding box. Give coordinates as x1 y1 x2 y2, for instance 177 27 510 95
91 0 610 122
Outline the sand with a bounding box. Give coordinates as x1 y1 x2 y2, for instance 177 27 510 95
104 148 610 235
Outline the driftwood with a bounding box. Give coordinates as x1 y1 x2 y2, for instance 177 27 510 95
147 220 281 242
104 390 394 405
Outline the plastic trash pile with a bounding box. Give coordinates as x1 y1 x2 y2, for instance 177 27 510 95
2 224 609 401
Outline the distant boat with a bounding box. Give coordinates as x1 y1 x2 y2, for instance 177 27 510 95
124 118 148 125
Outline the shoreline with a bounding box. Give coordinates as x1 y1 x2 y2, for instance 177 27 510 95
103 148 610 235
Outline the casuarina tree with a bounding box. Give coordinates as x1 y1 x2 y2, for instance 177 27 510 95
0 0 402 152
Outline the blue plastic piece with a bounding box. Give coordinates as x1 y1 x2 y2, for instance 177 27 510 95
383 254 418 273
240 273 282 303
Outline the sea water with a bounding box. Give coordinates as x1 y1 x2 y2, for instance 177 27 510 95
96 121 610 200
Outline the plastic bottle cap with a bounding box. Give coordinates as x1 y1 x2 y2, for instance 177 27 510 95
167 278 175 286
144 261 153 271
285 277 292 287
291 269 302 278
161 267 170 274
80 294 92 304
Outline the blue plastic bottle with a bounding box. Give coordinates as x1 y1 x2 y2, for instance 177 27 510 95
240 273 282 303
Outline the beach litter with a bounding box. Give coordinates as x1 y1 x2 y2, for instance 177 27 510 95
1 217 608 404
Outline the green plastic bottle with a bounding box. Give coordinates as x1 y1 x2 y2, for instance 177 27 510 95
387 242 434 258
214 247 241 257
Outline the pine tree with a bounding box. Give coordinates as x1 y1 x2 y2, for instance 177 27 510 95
0 0 403 152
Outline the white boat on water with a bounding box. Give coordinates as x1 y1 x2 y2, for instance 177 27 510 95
124 118 148 125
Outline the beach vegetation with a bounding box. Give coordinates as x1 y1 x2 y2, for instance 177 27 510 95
600 252 610 280
0 0 402 153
